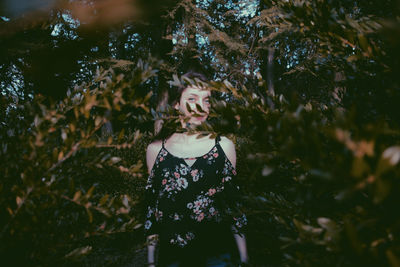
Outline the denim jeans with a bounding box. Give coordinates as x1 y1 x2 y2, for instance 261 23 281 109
165 252 235 267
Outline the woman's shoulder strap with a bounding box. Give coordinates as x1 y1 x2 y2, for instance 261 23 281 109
162 138 166 148
215 134 221 145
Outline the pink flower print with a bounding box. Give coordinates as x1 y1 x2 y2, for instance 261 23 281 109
203 155 208 159
208 188 216 196
194 200 201 207
197 212 204 222
194 207 201 214
213 153 219 158
162 179 167 185
221 178 225 183
155 210 163 220
232 169 237 175
191 169 198 176
174 172 180 178
159 157 164 162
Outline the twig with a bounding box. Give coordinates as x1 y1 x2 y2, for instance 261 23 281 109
46 120 105 174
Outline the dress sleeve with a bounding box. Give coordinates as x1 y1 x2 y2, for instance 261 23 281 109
220 157 248 234
144 168 160 236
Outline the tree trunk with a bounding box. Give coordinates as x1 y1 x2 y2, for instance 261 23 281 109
267 46 275 96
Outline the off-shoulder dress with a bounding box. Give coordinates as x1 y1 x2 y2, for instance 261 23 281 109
144 135 247 266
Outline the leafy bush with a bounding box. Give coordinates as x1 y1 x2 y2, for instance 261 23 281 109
0 60 158 266
1 1 400 266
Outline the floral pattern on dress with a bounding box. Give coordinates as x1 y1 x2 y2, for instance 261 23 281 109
202 146 219 165
145 169 155 192
190 168 204 182
144 202 164 235
144 137 247 247
186 193 220 222
155 149 168 166
220 157 248 232
161 164 190 199
169 232 196 247
169 212 183 221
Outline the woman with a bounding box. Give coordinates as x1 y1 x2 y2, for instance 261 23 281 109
144 72 249 266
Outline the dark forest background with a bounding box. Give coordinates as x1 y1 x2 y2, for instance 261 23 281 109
1 0 400 266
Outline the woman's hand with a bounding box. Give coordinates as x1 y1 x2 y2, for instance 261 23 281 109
239 253 249 266
240 254 249 264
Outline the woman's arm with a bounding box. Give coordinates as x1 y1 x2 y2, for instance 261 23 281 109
146 141 162 175
146 234 158 266
232 227 249 264
145 141 162 266
220 137 249 263
219 136 237 167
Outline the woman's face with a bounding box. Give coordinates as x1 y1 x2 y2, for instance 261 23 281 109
175 85 211 125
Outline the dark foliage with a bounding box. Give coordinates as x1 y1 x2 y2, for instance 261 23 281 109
1 0 400 266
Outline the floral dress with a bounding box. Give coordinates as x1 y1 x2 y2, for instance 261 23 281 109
144 135 247 265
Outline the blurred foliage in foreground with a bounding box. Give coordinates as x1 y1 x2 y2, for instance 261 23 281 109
0 59 157 265
2 61 400 266
1 0 400 266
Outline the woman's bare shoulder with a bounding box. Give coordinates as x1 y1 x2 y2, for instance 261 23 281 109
219 136 235 148
146 140 163 174
218 136 237 167
147 139 163 153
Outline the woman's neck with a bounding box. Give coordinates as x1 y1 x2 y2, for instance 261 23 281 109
170 132 210 145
